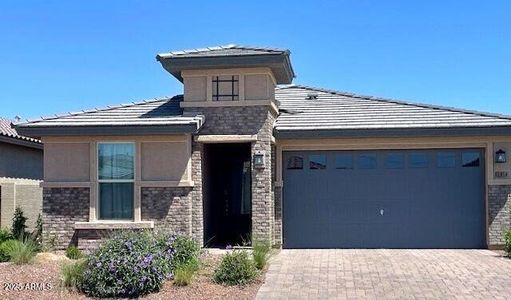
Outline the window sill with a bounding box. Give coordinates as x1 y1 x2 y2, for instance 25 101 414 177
74 221 154 230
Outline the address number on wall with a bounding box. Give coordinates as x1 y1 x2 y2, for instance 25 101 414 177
495 171 509 178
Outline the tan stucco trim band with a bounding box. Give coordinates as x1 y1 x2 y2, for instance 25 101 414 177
195 135 258 143
180 99 279 114
74 221 154 230
41 182 91 188
139 180 194 187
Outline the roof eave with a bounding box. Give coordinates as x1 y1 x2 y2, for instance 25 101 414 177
274 126 511 139
0 134 43 149
15 123 202 137
157 53 294 84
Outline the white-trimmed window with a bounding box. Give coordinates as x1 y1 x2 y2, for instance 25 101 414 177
97 142 135 220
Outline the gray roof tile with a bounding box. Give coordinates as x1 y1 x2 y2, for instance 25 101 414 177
274 85 511 131
157 44 288 59
17 95 203 128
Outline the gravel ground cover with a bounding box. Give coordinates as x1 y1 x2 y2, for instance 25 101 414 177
0 252 263 300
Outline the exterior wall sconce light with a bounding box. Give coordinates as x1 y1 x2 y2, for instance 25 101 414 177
496 149 507 163
253 151 265 168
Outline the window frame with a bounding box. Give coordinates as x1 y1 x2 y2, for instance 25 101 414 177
212 75 239 101
96 141 136 221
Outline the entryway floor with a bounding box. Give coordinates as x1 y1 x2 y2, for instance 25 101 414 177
256 249 511 299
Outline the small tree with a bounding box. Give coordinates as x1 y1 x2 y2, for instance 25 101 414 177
11 207 27 240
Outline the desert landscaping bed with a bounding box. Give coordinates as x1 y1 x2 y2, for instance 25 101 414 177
0 252 264 300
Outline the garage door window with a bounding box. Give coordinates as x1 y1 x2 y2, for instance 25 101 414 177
335 154 354 169
384 153 405 169
287 156 303 170
358 154 377 169
462 152 480 167
437 152 456 168
310 154 327 169
409 153 428 168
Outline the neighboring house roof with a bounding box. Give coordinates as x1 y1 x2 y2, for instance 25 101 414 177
156 44 295 84
0 117 42 148
156 44 289 58
15 96 205 137
274 85 511 138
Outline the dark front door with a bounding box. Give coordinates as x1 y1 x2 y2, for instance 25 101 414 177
204 143 252 247
283 149 485 249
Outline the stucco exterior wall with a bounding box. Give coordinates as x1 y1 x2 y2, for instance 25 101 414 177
0 142 43 180
245 74 274 100
140 141 189 181
44 143 90 182
184 76 207 102
0 178 42 230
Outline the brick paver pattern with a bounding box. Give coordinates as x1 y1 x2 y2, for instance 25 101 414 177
256 249 511 300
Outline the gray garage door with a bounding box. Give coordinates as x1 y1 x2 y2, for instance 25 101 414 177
283 149 485 249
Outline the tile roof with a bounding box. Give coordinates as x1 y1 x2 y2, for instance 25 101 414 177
16 95 203 128
157 44 289 59
0 117 41 144
274 85 511 132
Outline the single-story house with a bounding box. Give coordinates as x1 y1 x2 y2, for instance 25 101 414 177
0 117 43 229
16 45 511 250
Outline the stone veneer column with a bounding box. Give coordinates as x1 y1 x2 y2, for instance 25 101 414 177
488 185 511 247
190 142 204 246
184 105 277 245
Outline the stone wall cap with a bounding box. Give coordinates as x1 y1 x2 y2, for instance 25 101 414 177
74 221 154 230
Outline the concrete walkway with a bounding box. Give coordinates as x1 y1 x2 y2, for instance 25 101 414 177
256 249 511 299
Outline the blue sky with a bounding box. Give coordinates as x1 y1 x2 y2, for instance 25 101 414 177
1 1 510 120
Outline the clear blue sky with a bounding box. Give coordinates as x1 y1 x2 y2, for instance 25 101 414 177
1 1 510 120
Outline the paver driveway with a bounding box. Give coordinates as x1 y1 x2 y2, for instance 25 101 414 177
256 249 511 299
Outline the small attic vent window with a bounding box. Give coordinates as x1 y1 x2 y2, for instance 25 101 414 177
306 93 318 100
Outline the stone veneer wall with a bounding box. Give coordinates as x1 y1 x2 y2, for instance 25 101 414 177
184 105 277 243
42 187 89 250
488 185 511 246
141 187 193 236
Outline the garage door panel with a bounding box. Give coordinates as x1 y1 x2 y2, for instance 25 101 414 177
283 149 485 249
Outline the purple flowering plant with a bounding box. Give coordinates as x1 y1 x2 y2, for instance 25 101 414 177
78 230 187 298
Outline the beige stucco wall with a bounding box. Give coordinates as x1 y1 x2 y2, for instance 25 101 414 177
493 142 511 180
0 178 42 230
184 76 207 102
141 141 190 181
245 74 274 100
44 143 90 182
181 68 277 104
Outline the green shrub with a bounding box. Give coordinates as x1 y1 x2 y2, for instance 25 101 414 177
214 250 258 286
173 260 199 286
29 214 43 251
167 235 200 270
66 246 84 260
252 239 271 270
61 260 86 289
0 239 37 265
505 229 511 257
11 207 27 240
78 231 177 298
0 228 13 244
42 232 58 252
